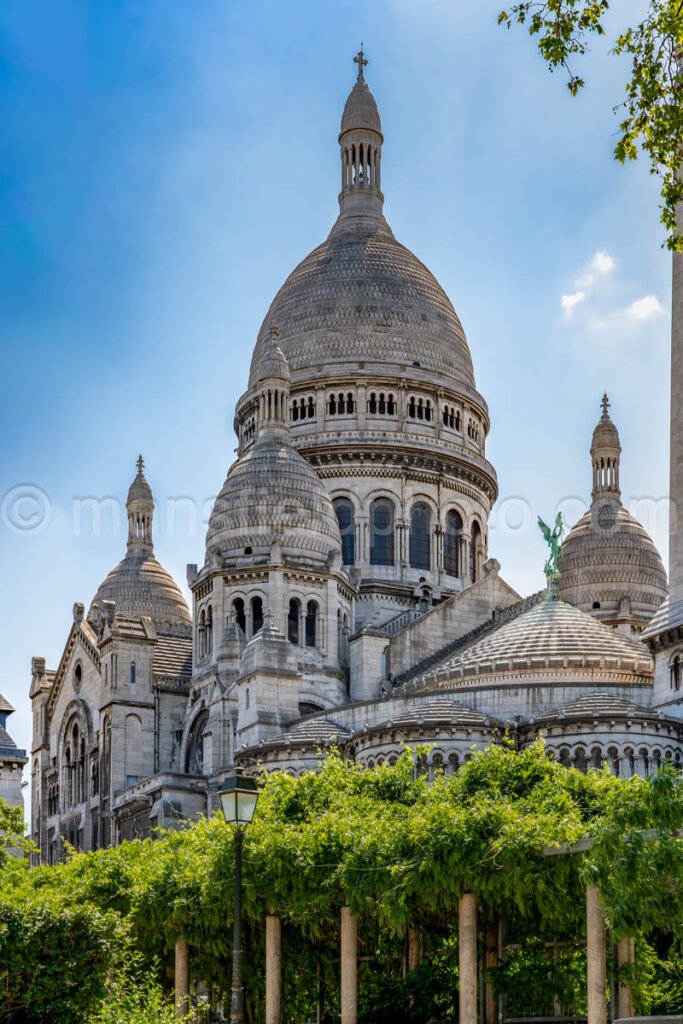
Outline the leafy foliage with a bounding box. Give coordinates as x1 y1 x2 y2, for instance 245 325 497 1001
1 744 683 1019
498 1 683 248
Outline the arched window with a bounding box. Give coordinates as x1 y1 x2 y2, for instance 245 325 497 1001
288 598 301 644
444 509 462 577
206 605 213 654
251 596 264 635
186 711 209 775
672 655 681 691
470 521 482 582
199 609 206 657
130 661 136 685
370 499 395 566
305 601 318 647
233 598 246 633
334 498 355 565
409 503 431 570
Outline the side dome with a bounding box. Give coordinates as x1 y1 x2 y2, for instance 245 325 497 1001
89 458 191 626
557 503 667 628
208 346 342 568
206 439 342 568
558 397 667 632
90 554 192 625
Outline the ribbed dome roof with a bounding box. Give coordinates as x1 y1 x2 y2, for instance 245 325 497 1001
248 216 475 390
340 77 382 136
127 463 153 503
206 439 342 567
408 594 652 690
558 502 667 619
592 413 620 450
89 553 191 626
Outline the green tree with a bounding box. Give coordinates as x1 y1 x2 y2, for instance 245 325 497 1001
498 1 683 248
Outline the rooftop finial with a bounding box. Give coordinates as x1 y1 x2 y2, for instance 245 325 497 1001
354 46 368 81
136 454 145 475
601 393 610 418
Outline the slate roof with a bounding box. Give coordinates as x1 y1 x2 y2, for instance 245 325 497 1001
534 691 658 724
153 633 193 680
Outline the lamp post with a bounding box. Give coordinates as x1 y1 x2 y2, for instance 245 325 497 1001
218 769 260 1024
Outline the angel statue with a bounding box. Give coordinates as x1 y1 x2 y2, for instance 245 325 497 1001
538 512 564 579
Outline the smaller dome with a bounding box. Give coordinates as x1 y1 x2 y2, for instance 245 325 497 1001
127 455 153 504
89 553 192 626
206 439 342 568
592 406 620 451
340 52 382 137
341 79 382 136
256 338 291 384
558 503 667 627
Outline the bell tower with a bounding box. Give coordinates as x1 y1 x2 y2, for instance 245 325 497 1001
338 48 384 220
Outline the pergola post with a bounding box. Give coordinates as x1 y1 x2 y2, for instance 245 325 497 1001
586 887 607 1024
265 914 282 1024
174 935 189 1020
407 927 423 972
341 906 358 1024
617 937 635 1019
459 892 478 1024
485 920 498 1024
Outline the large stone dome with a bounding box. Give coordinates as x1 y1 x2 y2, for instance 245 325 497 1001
248 215 475 390
206 438 342 568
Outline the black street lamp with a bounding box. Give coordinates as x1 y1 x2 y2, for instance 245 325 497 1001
218 769 260 1024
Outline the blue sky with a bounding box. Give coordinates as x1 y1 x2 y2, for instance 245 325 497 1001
0 0 670 759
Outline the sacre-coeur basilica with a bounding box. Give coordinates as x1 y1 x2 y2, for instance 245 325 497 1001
5 52 683 859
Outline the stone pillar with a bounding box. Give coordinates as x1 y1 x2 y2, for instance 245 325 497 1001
175 935 189 1019
265 914 282 1024
586 887 607 1024
617 937 635 1019
407 927 422 972
459 893 477 1024
340 906 357 1024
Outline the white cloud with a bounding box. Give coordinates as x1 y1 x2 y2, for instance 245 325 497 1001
591 250 614 275
561 291 586 315
625 295 665 322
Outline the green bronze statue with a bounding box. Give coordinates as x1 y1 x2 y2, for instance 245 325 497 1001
538 512 564 578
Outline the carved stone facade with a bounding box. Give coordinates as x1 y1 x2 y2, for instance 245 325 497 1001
28 54 683 858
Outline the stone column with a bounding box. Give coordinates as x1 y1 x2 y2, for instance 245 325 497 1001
265 915 282 1024
175 935 189 1020
459 893 477 1024
617 937 635 1019
407 927 422 972
586 887 607 1024
340 906 357 1024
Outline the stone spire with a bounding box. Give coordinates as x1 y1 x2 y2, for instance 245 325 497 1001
254 327 291 442
338 48 384 219
590 394 621 503
126 455 154 554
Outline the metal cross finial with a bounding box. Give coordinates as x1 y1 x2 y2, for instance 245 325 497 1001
354 46 368 80
136 454 144 474
601 393 610 417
